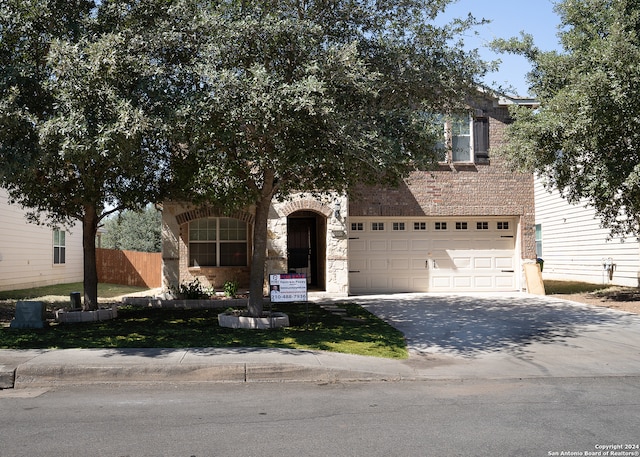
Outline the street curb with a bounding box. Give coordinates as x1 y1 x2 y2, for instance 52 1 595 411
13 363 411 387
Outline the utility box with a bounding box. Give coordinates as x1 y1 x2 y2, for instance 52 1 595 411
10 301 46 329
70 292 82 309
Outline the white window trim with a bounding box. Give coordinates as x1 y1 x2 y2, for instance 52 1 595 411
438 113 474 164
53 229 66 265
189 217 248 268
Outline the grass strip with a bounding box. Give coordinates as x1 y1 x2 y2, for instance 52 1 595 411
0 302 408 359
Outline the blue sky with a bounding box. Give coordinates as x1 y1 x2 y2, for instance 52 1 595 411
437 0 563 96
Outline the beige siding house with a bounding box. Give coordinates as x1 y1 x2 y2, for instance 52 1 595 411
0 188 83 292
535 178 640 287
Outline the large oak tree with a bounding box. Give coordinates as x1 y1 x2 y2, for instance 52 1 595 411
173 0 490 316
0 0 194 308
493 0 640 238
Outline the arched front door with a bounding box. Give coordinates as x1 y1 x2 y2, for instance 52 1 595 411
287 211 326 290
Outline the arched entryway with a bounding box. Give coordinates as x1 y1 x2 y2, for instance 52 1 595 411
287 211 326 290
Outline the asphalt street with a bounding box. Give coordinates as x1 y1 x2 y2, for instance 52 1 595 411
2 292 640 387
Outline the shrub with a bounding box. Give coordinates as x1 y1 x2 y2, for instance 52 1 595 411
171 278 212 300
223 280 239 298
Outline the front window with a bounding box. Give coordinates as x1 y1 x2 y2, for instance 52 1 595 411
435 113 474 163
451 115 471 162
53 229 66 264
189 217 247 267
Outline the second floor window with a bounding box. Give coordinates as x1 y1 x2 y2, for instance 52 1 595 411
435 113 489 164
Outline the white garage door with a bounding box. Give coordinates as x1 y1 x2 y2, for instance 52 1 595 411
348 218 518 294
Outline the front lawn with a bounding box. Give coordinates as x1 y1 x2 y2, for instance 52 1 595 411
0 302 408 359
0 283 148 301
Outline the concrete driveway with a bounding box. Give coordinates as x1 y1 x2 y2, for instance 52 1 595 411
353 292 640 379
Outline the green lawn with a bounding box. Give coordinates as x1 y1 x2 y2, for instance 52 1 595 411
0 282 148 301
543 280 617 295
0 301 408 359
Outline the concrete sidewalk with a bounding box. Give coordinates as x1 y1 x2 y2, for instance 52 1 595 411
2 293 640 388
0 347 426 388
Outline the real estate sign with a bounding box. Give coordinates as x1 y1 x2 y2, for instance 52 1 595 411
269 273 308 302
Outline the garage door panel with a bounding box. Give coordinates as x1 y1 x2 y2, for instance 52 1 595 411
433 258 456 269
453 257 471 268
349 218 518 293
495 257 514 269
411 240 430 250
364 276 388 290
349 275 367 290
474 257 492 269
453 276 472 287
390 240 409 251
496 276 516 288
474 276 494 288
432 239 451 248
431 276 452 288
454 239 474 249
411 278 430 291
494 239 515 249
391 277 410 290
369 240 387 251
370 259 387 270
411 258 428 270
350 239 366 251
390 258 409 269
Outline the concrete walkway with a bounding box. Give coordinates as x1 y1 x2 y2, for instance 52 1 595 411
2 293 639 388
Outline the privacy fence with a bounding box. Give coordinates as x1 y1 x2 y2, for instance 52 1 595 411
96 248 162 288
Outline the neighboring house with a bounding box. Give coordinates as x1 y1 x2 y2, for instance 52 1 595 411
0 187 83 292
162 92 538 295
535 178 640 287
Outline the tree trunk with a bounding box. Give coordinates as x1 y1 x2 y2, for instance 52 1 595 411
82 205 99 311
247 172 277 317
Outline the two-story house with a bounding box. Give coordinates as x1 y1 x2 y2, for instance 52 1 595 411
161 91 537 295
0 187 83 292
535 178 640 287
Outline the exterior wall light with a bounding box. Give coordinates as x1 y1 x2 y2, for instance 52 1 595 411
333 200 341 220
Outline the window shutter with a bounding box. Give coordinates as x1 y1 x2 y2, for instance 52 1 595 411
473 117 489 164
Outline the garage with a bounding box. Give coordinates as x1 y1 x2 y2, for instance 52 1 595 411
348 217 519 294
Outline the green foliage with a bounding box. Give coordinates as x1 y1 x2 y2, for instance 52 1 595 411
223 280 239 298
170 278 213 300
0 0 196 306
101 206 161 253
492 0 640 237
169 0 491 314
0 303 408 359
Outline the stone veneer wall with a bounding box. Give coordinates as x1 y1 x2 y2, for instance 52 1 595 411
268 193 349 296
162 193 350 296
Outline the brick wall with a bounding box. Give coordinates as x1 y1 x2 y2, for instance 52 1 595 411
348 102 536 260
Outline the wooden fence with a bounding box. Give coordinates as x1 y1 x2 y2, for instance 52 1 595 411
96 248 162 288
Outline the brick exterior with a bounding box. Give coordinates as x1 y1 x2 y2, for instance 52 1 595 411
161 95 536 294
348 102 536 261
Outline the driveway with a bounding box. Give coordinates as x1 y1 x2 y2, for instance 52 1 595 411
353 292 640 379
